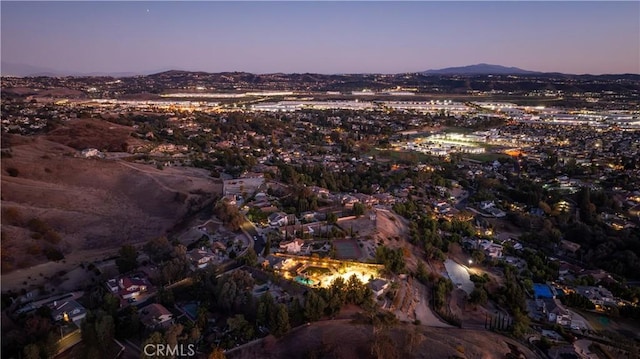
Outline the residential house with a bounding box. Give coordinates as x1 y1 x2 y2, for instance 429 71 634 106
50 300 87 324
479 201 506 218
480 201 496 211
269 212 289 227
558 262 581 278
373 193 396 205
486 206 506 218
434 201 452 214
354 193 378 206
369 279 390 297
106 274 150 300
544 298 571 325
300 211 320 223
140 303 173 330
576 286 616 308
579 269 615 284
560 240 581 254
187 248 217 269
309 186 330 198
478 239 504 258
279 239 305 254
262 255 285 270
342 194 360 209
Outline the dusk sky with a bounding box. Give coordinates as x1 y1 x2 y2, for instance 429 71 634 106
2 1 639 75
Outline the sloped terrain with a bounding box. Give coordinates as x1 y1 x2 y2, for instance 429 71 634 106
1 132 221 278
228 319 539 359
44 118 146 152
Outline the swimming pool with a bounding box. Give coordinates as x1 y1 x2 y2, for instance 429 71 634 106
181 302 198 320
294 276 315 286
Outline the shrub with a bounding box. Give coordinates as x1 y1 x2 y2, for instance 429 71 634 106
27 218 50 234
6 167 19 177
44 230 62 245
43 247 64 261
26 243 41 255
2 207 23 226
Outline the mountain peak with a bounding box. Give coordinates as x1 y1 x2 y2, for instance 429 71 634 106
422 64 540 75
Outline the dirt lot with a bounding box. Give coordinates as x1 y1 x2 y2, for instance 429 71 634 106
228 318 540 359
1 132 221 290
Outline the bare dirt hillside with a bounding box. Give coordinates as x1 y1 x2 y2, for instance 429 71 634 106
44 118 146 152
1 133 221 280
228 319 540 359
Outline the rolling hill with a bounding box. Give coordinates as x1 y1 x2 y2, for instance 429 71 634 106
0 122 221 279
422 63 542 75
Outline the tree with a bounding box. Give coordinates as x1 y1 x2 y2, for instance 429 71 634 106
95 313 115 350
24 314 52 340
164 323 184 349
561 293 595 310
326 212 338 225
81 312 99 349
23 344 40 359
215 270 255 311
257 292 276 327
102 293 120 316
288 298 305 326
214 200 244 231
375 246 405 274
141 332 168 359
239 247 258 267
304 290 326 321
469 287 488 305
117 306 141 339
157 286 175 307
188 326 201 343
415 261 429 284
538 336 552 352
511 309 530 338
226 314 254 342
353 203 365 217
196 305 208 330
471 250 485 264
82 310 115 353
272 304 291 337
116 245 138 274
208 347 226 359
578 187 596 224
42 332 59 358
346 274 368 305
143 236 173 262
263 238 271 257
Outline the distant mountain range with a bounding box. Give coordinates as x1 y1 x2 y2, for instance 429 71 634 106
2 61 635 78
421 63 542 75
0 62 158 77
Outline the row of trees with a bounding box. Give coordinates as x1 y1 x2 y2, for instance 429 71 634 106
375 246 406 274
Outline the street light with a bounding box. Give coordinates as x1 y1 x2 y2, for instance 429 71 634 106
468 259 473 265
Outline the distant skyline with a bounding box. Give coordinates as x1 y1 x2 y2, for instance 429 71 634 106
1 1 639 75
